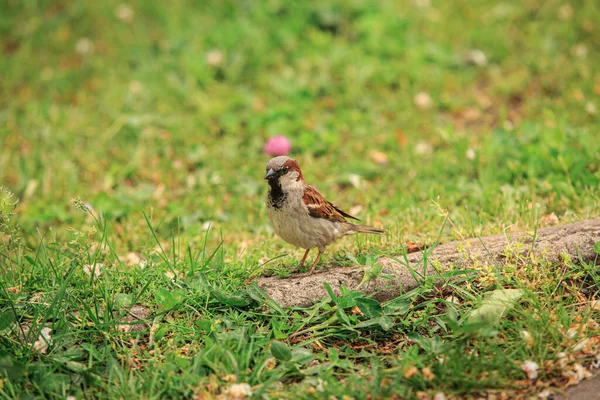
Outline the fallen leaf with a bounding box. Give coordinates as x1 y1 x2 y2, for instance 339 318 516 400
351 306 364 316
369 150 388 165
404 366 418 379
406 242 426 253
7 286 20 294
395 130 408 147
541 213 559 226
422 367 435 380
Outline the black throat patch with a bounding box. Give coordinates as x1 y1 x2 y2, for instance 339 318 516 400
268 179 287 209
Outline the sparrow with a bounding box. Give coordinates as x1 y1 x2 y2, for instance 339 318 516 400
264 156 384 273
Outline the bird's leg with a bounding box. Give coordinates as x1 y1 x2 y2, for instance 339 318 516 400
299 248 311 268
308 248 325 274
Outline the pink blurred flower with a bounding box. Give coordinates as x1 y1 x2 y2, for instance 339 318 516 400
264 135 291 156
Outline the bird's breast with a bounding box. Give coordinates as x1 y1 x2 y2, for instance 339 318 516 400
266 199 345 250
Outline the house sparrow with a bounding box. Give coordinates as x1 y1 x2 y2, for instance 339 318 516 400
265 156 384 273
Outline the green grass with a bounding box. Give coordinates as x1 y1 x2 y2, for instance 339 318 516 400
1 0 600 398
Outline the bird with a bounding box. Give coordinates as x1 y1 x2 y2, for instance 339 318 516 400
264 156 384 273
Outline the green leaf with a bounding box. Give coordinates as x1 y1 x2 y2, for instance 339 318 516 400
155 289 184 310
291 348 314 364
212 290 250 307
355 298 382 318
114 293 134 308
407 332 446 354
0 354 25 380
0 312 15 331
155 289 174 309
154 325 168 341
271 341 292 361
378 316 395 331
246 284 285 315
354 316 393 330
354 318 381 329
336 287 364 309
383 298 411 316
467 289 524 324
594 242 600 255
195 319 212 332
336 308 351 326
323 282 337 302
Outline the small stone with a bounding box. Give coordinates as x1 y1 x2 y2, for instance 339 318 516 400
522 360 539 380
227 383 252 399
33 327 53 354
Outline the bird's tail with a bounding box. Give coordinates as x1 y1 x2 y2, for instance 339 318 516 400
347 223 385 235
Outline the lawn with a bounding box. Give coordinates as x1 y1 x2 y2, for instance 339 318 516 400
1 0 600 398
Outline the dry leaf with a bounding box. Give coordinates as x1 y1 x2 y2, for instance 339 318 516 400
541 213 559 226
406 242 426 253
415 391 428 400
395 130 408 147
369 150 388 166
422 367 435 380
7 286 20 294
403 366 418 379
351 306 364 316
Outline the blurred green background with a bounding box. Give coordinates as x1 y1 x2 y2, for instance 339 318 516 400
2 1 600 398
2 0 599 255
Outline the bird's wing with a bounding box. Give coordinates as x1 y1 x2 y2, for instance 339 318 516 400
302 185 360 223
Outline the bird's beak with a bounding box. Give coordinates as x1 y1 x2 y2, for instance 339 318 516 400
264 168 276 180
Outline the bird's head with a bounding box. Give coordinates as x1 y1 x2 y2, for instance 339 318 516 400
264 156 304 187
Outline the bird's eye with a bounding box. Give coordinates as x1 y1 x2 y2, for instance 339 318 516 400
282 167 289 173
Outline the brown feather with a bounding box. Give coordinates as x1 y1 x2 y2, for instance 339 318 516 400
302 186 360 222
282 159 303 181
